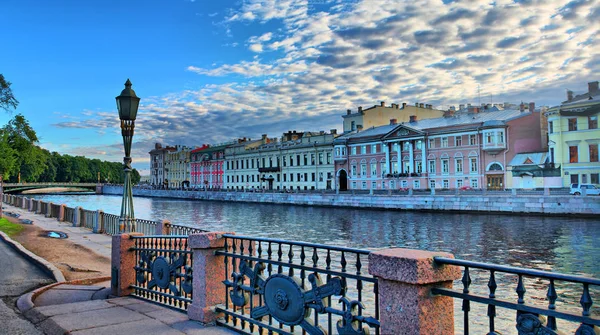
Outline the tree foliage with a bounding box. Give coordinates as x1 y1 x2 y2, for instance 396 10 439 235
0 114 141 183
0 74 19 112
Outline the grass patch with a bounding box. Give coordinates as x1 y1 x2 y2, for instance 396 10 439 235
0 218 23 237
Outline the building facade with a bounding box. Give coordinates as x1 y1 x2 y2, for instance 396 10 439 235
342 101 444 133
224 131 337 191
148 143 175 188
165 145 194 189
334 105 543 190
190 143 230 189
545 81 600 186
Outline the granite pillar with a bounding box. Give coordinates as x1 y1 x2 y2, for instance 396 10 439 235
111 232 143 297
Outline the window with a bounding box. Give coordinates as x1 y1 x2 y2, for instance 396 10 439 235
486 132 493 144
372 181 377 189
392 161 399 174
352 147 357 155
416 140 422 150
297 155 301 166
304 173 308 181
382 181 386 189
469 135 477 145
319 172 323 182
304 154 308 165
362 146 367 154
290 155 294 166
441 137 448 147
569 146 578 163
413 180 420 189
290 174 294 182
455 158 463 174
311 173 315 182
589 144 598 162
570 174 579 184
497 131 505 144
442 159 449 174
591 173 599 184
429 180 436 189
549 121 553 134
470 179 478 188
311 154 315 165
590 116 598 129
455 136 462 146
403 142 410 151
318 153 323 165
283 174 287 182
390 180 395 189
428 139 435 149
416 161 422 173
361 163 367 176
428 160 436 175
371 144 377 153
371 163 377 176
442 180 449 189
401 180 408 188
568 118 578 131
550 148 555 163
326 153 331 164
470 158 478 173
380 162 387 176
335 147 340 156
352 181 357 189
351 164 357 177
351 121 356 131
457 179 463 188
362 181 367 189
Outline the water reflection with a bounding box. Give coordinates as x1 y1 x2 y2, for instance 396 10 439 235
34 194 600 333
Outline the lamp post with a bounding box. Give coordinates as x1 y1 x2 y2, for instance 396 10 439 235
116 79 140 232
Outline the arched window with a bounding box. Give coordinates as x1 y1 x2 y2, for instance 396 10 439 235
488 162 504 171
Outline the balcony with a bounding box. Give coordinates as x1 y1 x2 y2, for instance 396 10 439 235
334 156 347 162
482 142 506 154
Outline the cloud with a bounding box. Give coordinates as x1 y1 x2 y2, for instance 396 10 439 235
55 0 600 166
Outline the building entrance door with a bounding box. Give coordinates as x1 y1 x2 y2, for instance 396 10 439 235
487 175 503 190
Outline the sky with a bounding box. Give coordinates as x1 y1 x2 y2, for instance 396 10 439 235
1 0 598 175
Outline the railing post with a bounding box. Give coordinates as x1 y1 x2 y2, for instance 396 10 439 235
93 210 103 233
155 219 172 235
111 232 143 297
187 231 234 324
28 198 33 211
369 248 461 335
58 204 65 222
73 206 82 227
22 197 28 209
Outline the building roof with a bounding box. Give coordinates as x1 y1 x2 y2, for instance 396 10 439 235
337 109 530 142
509 152 548 166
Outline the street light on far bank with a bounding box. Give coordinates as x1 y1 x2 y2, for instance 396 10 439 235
116 79 140 233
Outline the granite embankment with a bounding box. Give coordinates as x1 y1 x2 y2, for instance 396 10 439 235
102 185 600 216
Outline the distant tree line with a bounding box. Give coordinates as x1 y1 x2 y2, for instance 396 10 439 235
0 114 141 184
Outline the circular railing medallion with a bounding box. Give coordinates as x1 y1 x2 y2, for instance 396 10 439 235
152 256 171 289
263 274 307 326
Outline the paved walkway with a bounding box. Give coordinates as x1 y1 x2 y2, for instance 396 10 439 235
0 232 53 335
2 204 235 335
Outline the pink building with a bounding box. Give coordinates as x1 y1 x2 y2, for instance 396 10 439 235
334 104 543 190
190 144 228 189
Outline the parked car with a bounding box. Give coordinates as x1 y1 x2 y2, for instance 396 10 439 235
570 183 600 195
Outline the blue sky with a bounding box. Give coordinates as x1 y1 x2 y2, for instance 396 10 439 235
1 0 598 174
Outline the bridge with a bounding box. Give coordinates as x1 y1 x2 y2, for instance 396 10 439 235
1 182 101 194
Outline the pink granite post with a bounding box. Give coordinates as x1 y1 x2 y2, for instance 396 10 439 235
58 204 65 222
111 232 143 297
187 231 234 324
369 248 461 335
155 219 172 235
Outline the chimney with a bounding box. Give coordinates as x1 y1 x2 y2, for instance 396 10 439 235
391 103 397 109
262 134 267 140
529 102 535 112
390 119 397 125
589 81 599 94
346 109 351 115
567 90 573 101
519 102 525 112
330 129 337 135
415 102 419 107
402 102 407 108
320 130 325 135
358 106 363 113
380 101 385 107
443 110 455 118
419 103 424 108
459 104 465 110
356 125 363 132
409 115 417 122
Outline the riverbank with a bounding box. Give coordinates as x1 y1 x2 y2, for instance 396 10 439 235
102 185 600 216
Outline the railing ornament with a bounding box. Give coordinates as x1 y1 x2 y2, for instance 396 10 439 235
224 258 377 335
136 251 193 296
516 313 559 335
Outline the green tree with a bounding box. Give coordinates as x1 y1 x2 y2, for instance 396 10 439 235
0 74 18 112
0 133 17 179
2 114 46 182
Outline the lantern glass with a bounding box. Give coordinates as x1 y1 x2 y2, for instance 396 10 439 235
115 79 140 121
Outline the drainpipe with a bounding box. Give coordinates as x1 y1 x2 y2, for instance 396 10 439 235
503 126 509 190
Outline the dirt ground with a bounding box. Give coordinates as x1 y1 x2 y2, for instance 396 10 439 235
2 215 110 281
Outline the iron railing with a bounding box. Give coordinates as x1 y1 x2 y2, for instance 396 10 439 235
131 235 193 311
40 201 48 215
136 218 157 236
50 203 61 218
103 213 120 235
433 257 600 334
165 223 208 235
215 235 380 335
82 209 96 230
64 206 75 223
31 200 39 213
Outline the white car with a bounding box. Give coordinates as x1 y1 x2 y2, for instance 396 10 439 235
570 183 600 195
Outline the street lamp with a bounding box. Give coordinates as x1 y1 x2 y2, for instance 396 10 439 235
116 79 140 232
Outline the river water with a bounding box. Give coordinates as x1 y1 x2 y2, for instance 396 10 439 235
34 193 600 333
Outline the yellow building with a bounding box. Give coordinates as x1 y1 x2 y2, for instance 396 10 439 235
165 145 193 189
342 101 444 133
545 81 600 186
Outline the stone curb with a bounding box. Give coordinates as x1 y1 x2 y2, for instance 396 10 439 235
16 276 111 314
0 230 66 283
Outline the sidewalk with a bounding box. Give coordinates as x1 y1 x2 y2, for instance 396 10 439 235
3 204 235 335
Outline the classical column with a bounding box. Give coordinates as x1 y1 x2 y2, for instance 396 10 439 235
409 141 414 174
421 141 427 175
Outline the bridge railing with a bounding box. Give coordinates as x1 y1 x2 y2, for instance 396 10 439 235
135 218 157 236
50 203 61 219
81 209 96 230
103 213 120 235
64 206 75 223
